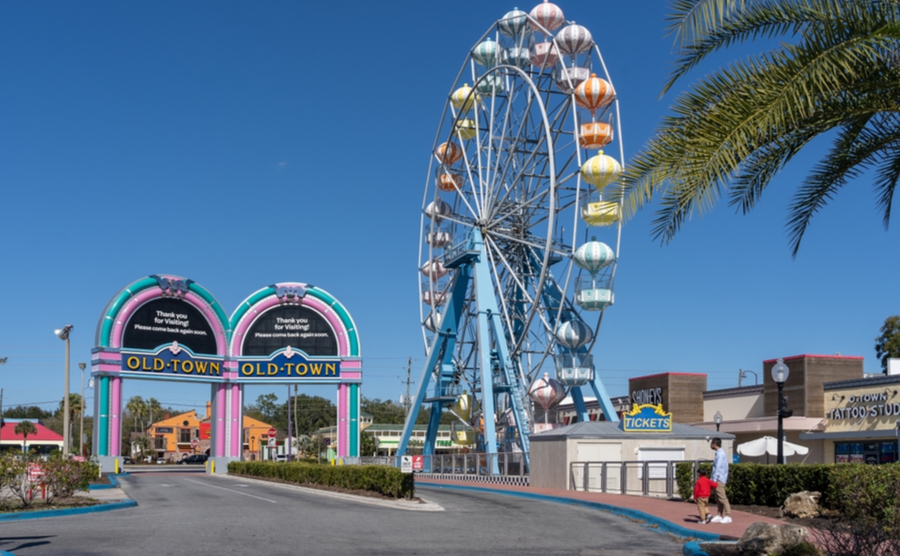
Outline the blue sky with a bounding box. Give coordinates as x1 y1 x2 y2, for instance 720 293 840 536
1 1 896 418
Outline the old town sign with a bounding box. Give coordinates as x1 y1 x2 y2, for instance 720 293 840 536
621 404 673 433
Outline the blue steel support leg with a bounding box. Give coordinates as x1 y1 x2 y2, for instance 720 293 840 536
588 376 620 422
472 229 501 473
397 265 471 456
571 387 590 422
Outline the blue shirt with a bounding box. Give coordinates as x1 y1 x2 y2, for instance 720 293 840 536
711 447 728 484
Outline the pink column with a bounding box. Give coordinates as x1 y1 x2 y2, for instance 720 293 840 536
230 383 242 457
111 377 121 456
215 384 226 457
337 384 348 457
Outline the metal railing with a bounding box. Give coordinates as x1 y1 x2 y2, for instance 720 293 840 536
569 460 681 499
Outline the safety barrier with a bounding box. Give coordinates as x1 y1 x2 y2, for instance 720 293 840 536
569 460 683 499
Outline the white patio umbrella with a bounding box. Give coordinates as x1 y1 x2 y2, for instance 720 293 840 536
736 436 809 457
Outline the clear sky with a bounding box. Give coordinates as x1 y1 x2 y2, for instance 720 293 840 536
1 1 896 419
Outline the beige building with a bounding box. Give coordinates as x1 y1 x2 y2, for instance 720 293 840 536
800 375 900 464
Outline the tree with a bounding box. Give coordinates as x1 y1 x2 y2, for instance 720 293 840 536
145 398 162 429
875 316 900 374
14 420 37 454
135 435 153 460
361 397 406 425
125 396 147 433
361 431 377 456
2 406 51 420
618 0 900 256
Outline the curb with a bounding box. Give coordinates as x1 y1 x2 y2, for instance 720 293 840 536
89 473 127 490
0 499 137 522
683 541 709 556
417 481 722 541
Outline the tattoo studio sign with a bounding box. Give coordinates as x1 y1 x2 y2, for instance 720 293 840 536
829 391 900 420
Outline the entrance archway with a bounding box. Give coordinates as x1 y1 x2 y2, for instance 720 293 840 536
92 275 362 472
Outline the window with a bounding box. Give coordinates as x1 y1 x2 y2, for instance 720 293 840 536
179 429 192 443
154 436 166 450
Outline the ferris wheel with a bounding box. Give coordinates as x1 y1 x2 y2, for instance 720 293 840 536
398 1 625 470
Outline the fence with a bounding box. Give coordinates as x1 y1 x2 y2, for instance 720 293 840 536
569 460 681 498
341 453 528 484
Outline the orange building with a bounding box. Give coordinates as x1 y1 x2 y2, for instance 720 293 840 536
145 402 274 461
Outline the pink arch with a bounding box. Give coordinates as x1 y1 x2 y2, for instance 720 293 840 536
110 290 227 355
230 296 349 358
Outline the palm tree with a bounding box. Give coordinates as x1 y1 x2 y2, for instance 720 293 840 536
14 420 37 454
618 0 900 256
125 396 147 433
145 398 162 429
135 435 153 460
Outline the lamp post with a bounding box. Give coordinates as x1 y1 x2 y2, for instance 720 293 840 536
771 358 791 465
55 325 73 456
895 418 900 463
78 362 86 457
714 410 723 432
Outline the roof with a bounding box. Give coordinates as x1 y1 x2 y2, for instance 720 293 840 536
823 374 900 391
629 372 706 381
763 354 864 363
0 421 64 442
703 384 764 399
529 421 735 441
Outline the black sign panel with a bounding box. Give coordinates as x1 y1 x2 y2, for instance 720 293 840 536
243 306 337 357
122 298 218 355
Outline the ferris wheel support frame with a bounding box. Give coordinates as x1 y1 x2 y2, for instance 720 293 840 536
399 229 532 472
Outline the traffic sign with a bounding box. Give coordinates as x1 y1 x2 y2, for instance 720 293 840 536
267 428 277 438
191 438 200 448
412 455 424 471
267 437 276 447
401 456 412 473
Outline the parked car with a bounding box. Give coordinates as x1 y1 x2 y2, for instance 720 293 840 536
179 454 208 464
274 454 289 462
122 456 134 465
156 458 166 464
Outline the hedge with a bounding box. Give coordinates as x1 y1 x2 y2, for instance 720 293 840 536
675 462 900 511
228 461 415 499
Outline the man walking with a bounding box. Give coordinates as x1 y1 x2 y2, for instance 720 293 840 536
709 437 731 523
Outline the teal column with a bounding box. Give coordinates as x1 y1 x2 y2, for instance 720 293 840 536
349 383 359 457
99 376 110 456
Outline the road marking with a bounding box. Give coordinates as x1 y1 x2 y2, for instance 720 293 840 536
184 479 277 504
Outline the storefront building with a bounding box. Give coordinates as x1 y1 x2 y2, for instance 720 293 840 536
800 374 900 464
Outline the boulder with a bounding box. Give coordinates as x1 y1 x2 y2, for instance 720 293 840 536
782 490 821 519
736 522 809 556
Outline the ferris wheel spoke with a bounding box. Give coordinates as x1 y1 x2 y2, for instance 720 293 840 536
482 239 524 351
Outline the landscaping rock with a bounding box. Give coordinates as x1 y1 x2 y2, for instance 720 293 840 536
782 491 820 519
736 522 809 556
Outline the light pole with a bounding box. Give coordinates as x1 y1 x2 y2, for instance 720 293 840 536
55 325 73 456
78 362 86 457
771 358 792 465
895 418 900 463
714 410 723 432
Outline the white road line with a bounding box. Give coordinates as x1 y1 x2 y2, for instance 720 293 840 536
184 478 278 504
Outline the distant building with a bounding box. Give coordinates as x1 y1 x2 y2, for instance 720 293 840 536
0 418 64 455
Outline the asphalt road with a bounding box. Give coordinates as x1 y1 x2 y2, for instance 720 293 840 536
0 469 683 556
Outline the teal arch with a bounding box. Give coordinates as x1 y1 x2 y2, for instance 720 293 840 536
229 285 360 357
94 275 230 348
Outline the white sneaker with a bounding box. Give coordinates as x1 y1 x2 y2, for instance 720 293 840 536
710 515 723 523
721 516 732 524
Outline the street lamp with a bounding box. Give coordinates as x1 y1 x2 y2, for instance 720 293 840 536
771 358 792 465
714 410 723 432
78 362 86 457
55 325 73 456
895 418 900 463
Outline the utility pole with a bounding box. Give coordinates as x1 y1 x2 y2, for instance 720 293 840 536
294 384 299 455
286 384 292 461
403 357 412 414
738 368 743 388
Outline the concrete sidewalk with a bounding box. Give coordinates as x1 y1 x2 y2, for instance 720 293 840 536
417 478 784 541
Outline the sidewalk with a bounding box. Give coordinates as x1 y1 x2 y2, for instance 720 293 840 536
417 478 785 541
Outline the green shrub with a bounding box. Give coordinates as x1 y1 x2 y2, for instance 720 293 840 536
826 463 900 522
676 462 832 507
228 461 415 499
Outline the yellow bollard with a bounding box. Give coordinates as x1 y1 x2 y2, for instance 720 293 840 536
211 460 215 474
